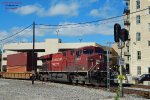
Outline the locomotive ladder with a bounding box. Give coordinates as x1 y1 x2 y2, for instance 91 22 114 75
87 64 99 79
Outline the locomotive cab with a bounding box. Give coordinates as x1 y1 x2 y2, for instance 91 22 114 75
69 46 107 86
74 46 105 71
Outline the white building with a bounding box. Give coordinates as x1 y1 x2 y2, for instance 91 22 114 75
129 0 150 77
113 0 150 77
1 38 102 70
113 0 150 78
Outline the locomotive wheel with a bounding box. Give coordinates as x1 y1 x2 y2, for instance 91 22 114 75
82 81 85 85
75 80 78 85
44 77 48 81
39 76 43 81
72 79 78 85
91 79 101 86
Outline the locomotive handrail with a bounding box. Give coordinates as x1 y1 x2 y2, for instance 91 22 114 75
87 64 99 79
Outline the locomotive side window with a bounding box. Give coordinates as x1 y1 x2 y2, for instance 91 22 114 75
70 50 74 55
63 52 66 56
76 50 81 57
83 49 93 54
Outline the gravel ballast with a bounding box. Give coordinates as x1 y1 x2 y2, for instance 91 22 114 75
0 79 147 100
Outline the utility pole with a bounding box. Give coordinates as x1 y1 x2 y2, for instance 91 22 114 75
0 43 3 72
106 42 114 91
32 22 35 85
106 44 110 91
119 42 124 97
117 40 125 97
114 23 129 97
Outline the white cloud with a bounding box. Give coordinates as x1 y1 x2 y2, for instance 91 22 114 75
13 3 79 17
47 3 78 16
54 22 113 36
89 9 99 17
0 19 120 43
89 0 121 18
0 31 8 40
0 25 53 43
14 4 41 15
11 26 52 37
3 22 114 40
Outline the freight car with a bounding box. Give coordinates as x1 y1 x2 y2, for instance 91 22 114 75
38 46 115 86
0 52 37 79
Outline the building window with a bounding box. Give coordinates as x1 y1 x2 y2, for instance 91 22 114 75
136 32 141 41
136 0 140 10
3 50 6 53
149 6 150 14
137 51 141 60
148 23 150 32
137 66 141 75
136 15 140 24
148 41 150 46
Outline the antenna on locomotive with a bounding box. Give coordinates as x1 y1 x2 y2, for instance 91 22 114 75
79 38 83 42
56 29 59 36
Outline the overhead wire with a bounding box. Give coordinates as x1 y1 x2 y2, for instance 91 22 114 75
0 24 32 42
36 7 149 27
35 13 149 31
36 17 123 30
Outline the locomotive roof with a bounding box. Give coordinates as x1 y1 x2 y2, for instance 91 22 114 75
39 54 52 59
78 46 103 50
39 46 103 60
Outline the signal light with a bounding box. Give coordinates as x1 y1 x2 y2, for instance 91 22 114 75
114 23 121 42
120 28 129 42
114 23 129 42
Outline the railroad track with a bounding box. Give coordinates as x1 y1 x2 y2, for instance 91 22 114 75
123 85 150 99
44 81 150 99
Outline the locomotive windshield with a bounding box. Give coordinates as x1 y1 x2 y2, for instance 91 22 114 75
95 48 104 54
83 49 93 54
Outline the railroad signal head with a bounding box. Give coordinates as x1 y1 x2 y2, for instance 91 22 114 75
114 23 121 42
119 28 129 42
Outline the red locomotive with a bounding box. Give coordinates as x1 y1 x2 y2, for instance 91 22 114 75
38 46 108 86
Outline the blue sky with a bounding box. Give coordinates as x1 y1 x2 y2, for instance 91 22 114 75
0 0 125 45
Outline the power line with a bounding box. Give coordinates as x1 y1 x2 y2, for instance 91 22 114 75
37 12 148 30
0 24 32 42
35 17 123 30
37 15 123 27
36 8 149 27
35 13 148 30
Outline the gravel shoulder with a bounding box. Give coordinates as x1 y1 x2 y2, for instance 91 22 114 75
0 79 147 100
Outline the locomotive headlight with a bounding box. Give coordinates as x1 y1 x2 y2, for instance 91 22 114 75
99 55 101 59
82 67 85 70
